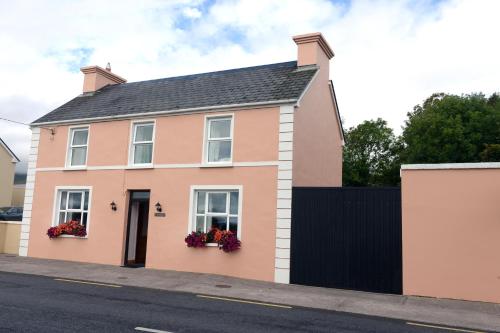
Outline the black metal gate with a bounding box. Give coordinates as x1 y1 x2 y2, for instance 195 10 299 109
290 187 402 294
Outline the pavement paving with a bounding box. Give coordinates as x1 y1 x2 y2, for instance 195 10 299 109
0 254 498 332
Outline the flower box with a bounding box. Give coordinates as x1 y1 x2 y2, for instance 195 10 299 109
185 228 241 253
47 220 87 239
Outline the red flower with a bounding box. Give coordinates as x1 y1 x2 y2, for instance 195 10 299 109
47 220 86 239
184 228 241 252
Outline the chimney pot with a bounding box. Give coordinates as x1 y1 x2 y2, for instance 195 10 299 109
105 62 111 72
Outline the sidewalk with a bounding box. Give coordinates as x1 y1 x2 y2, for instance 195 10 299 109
0 254 498 332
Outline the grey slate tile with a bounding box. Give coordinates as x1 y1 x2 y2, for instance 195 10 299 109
33 61 317 124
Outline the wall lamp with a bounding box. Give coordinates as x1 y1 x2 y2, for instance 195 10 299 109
110 201 117 211
155 202 162 213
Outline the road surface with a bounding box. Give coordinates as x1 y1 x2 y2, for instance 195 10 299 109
0 272 487 332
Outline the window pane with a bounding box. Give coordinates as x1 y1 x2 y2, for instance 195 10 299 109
208 141 231 162
84 191 89 211
134 143 153 164
230 192 239 214
60 191 67 210
68 192 82 209
207 216 227 231
67 212 82 222
209 119 231 138
59 212 66 225
131 191 150 200
135 124 154 142
196 216 205 232
71 147 87 166
72 129 88 145
196 192 206 214
208 192 226 213
82 213 88 227
229 217 238 233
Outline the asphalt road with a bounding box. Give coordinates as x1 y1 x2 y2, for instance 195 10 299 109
0 272 487 333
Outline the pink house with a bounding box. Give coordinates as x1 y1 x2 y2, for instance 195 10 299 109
20 33 344 283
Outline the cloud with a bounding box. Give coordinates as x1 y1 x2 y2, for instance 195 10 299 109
0 0 499 175
183 7 203 19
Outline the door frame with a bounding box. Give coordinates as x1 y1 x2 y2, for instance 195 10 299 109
123 189 150 266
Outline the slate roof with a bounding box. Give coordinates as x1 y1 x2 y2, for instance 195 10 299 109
33 61 317 125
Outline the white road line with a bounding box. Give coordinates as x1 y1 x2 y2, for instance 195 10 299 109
135 327 173 333
54 278 121 288
196 294 292 309
406 322 484 333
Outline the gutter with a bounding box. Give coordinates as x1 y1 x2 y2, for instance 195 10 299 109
31 99 298 127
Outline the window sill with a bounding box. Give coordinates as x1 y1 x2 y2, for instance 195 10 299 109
63 166 87 171
206 243 219 247
126 165 154 170
58 234 88 239
200 163 233 168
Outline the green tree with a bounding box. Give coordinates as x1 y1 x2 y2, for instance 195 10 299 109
401 93 500 163
343 118 402 186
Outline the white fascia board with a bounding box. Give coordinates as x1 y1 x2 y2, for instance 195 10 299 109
31 99 297 127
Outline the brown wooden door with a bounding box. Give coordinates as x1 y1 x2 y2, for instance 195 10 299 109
125 191 150 266
134 200 149 264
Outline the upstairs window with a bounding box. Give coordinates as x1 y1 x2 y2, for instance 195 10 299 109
205 116 233 163
130 121 155 165
67 127 89 167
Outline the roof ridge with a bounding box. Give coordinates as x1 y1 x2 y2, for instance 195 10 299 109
113 61 298 87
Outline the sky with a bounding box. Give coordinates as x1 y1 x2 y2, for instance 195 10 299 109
1 0 499 174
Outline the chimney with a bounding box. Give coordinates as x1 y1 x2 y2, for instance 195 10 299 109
293 32 334 67
80 64 126 93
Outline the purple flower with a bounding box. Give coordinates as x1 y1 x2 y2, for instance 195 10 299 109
185 232 207 248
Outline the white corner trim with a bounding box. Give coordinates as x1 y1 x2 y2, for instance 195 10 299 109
401 162 500 170
19 127 41 257
274 105 294 284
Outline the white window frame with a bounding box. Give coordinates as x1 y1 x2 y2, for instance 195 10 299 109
188 185 243 241
65 125 90 168
128 119 156 167
51 186 93 238
202 114 234 166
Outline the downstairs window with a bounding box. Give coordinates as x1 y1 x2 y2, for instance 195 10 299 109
54 188 91 231
193 189 241 238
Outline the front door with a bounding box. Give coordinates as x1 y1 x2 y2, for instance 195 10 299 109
125 191 150 267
